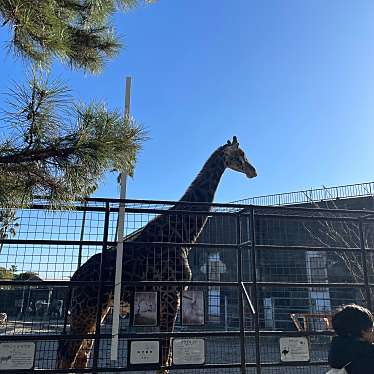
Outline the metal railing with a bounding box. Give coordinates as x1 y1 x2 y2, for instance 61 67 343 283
231 181 374 206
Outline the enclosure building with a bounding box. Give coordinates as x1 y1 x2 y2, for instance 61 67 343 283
191 182 374 331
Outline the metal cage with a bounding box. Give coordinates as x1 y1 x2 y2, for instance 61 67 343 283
0 197 373 373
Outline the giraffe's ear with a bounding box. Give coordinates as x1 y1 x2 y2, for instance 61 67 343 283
227 140 231 145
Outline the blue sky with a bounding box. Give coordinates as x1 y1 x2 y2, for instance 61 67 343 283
1 1 374 203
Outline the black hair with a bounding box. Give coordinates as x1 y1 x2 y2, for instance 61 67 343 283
332 304 373 338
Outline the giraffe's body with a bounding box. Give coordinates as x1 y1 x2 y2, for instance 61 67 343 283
56 137 257 371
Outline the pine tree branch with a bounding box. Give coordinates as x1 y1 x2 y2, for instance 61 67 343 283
0 0 155 72
0 142 76 164
0 74 147 207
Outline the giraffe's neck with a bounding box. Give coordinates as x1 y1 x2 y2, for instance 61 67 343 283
177 147 226 206
134 147 226 253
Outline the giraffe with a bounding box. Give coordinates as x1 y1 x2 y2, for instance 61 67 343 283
56 136 257 372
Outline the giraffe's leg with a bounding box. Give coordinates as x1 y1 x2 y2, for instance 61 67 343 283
56 338 82 369
73 305 111 368
157 288 180 374
56 306 97 368
56 287 112 369
72 336 93 369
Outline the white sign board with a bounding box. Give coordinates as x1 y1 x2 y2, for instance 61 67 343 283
0 342 35 370
182 290 205 325
129 341 159 365
279 337 309 362
173 338 205 365
133 292 158 326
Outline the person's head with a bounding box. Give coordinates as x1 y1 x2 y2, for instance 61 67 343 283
332 304 374 342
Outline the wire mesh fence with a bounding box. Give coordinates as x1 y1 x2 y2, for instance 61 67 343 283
0 198 373 373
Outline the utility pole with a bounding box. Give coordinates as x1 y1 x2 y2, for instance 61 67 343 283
111 76 131 361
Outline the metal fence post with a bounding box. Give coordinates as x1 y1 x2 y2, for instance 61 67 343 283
92 201 111 372
359 219 372 311
62 285 72 336
250 207 261 374
237 212 247 374
77 200 87 269
63 201 87 336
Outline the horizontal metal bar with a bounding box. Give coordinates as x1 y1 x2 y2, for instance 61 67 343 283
0 331 242 342
81 197 253 209
99 361 329 371
123 241 238 248
117 361 329 372
28 203 239 216
0 239 115 246
119 329 334 338
0 334 95 341
252 213 361 222
0 280 68 286
257 330 334 336
0 239 238 249
256 244 361 252
25 366 242 374
29 203 107 212
0 280 240 287
0 329 334 343
1 360 330 373
254 281 366 288
118 207 239 216
173 361 329 369
258 361 328 367
26 369 91 373
2 279 373 288
99 363 243 372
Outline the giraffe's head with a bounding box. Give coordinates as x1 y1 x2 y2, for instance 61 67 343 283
223 136 257 178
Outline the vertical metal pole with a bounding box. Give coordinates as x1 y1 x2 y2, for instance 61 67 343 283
237 213 246 374
77 201 87 269
359 219 372 310
111 76 131 361
224 295 228 331
18 286 26 318
62 285 72 335
92 202 111 372
64 201 88 334
46 287 52 315
250 207 261 374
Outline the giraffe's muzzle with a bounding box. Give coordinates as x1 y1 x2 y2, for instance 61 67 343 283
245 163 257 178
